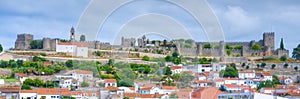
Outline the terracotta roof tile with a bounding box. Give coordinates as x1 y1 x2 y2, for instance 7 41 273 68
15 73 28 77
0 87 20 93
73 69 93 74
162 86 177 90
171 66 182 70
57 42 88 47
37 88 70 96
104 79 117 83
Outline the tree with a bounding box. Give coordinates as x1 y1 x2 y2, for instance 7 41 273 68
284 63 289 68
223 64 238 77
256 64 260 68
142 56 150 61
178 72 195 88
93 51 102 56
280 55 287 62
280 38 285 50
80 35 86 42
170 93 178 98
225 44 233 50
173 58 182 64
246 65 250 69
292 44 300 60
165 55 173 62
81 81 89 87
0 44 3 53
164 66 172 76
252 44 262 50
163 40 167 47
203 43 212 49
30 40 43 49
65 60 74 68
271 64 276 69
108 59 114 66
172 51 179 58
241 63 246 68
226 50 231 56
261 62 266 68
272 74 281 84
21 84 32 90
257 80 274 90
294 66 298 72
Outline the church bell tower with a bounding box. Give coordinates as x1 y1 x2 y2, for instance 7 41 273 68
70 27 75 41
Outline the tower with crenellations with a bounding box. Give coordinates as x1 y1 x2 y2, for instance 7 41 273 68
15 34 33 50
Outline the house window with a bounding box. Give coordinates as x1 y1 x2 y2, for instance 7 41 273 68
92 93 96 96
51 96 56 98
41 96 46 99
57 96 60 98
112 83 115 86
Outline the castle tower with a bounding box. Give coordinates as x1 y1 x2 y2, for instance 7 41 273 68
219 41 225 57
15 34 33 50
70 27 75 41
263 32 274 50
43 38 51 50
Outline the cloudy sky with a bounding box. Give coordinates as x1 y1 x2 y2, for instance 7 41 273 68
0 0 299 55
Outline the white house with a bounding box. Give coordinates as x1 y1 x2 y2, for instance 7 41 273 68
161 86 177 95
214 79 225 87
72 69 93 82
198 64 213 73
36 88 70 99
171 66 182 75
56 42 88 57
238 70 255 79
255 72 273 81
71 91 99 99
224 78 246 85
14 73 28 84
196 80 212 88
19 90 37 99
59 79 79 89
104 79 117 87
150 87 164 94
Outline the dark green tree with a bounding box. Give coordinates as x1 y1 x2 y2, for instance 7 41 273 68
173 58 182 64
172 51 179 58
280 55 287 62
0 44 3 53
203 43 212 49
223 64 238 77
271 64 276 69
108 59 114 66
80 35 86 42
163 40 167 47
292 44 300 60
261 62 266 68
142 56 150 61
93 51 102 56
284 63 289 68
294 66 298 72
246 65 250 69
30 40 43 49
257 80 274 90
280 38 285 50
21 84 32 90
164 66 172 76
165 55 173 62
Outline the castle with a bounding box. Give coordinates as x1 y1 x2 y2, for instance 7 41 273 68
14 28 289 58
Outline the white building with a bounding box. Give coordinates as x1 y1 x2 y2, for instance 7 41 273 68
72 69 93 82
104 79 117 87
56 42 88 57
14 73 28 84
238 70 255 79
36 88 70 99
59 79 79 89
224 78 246 85
198 64 213 73
19 90 37 99
171 66 182 75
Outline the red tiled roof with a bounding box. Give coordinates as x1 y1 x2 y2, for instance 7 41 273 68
196 80 212 83
0 87 20 93
203 72 210 76
162 86 177 90
73 69 93 74
43 62 52 66
262 72 272 76
140 87 152 90
37 88 70 96
104 79 117 83
71 91 99 97
239 70 254 73
124 92 140 97
192 87 219 99
15 73 28 77
20 90 37 93
171 66 182 70
57 42 88 47
106 86 118 91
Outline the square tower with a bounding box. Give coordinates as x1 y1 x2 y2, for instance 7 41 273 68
263 32 274 50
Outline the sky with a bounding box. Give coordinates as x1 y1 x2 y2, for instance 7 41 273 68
0 0 299 55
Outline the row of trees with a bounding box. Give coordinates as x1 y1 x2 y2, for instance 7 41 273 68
22 78 58 90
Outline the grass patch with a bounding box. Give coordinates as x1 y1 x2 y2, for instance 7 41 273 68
3 78 19 82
